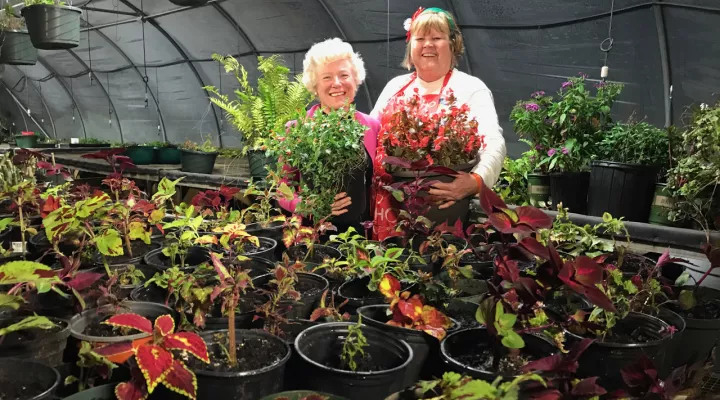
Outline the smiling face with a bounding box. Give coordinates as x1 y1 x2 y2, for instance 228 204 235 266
315 58 358 111
410 27 453 81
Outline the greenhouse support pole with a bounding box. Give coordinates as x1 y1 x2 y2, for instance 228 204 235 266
1 83 50 138
653 1 672 128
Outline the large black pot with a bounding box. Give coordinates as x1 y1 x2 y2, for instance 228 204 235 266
550 171 589 214
253 272 329 320
357 304 455 388
92 241 161 268
664 286 720 370
236 237 277 262
294 322 413 400
196 329 291 400
21 5 81 50
0 316 70 367
108 264 159 300
144 246 211 271
440 327 557 382
567 312 673 391
180 149 218 174
324 151 369 232
390 157 477 228
0 30 38 65
246 221 284 260
169 0 210 5
286 244 342 264
0 358 60 400
587 161 659 222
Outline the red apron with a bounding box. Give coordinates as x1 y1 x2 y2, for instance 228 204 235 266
372 70 453 240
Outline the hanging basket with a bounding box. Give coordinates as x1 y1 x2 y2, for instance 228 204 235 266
0 30 38 65
21 4 81 50
168 0 210 6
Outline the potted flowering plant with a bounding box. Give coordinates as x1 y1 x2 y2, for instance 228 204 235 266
511 74 623 214
376 90 485 227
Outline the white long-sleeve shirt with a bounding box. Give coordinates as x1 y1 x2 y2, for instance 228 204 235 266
371 69 506 188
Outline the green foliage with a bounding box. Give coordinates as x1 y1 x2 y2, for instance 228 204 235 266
417 371 545 400
341 316 368 372
179 138 217 153
0 153 24 193
493 146 536 206
476 298 525 350
240 171 289 227
0 261 60 293
0 4 24 31
95 229 123 257
65 341 118 392
24 0 66 6
666 101 720 231
597 121 670 166
0 293 24 309
118 265 146 286
270 105 367 220
204 54 312 154
78 138 109 145
0 315 55 336
537 205 629 257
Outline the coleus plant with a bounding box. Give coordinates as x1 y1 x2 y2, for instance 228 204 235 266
254 256 302 337
341 316 368 371
677 241 720 311
143 266 214 329
240 170 291 227
282 215 336 259
609 356 696 400
93 314 209 400
415 371 545 400
191 185 242 229
310 289 350 322
81 149 135 178
64 341 118 392
379 274 452 340
160 205 219 269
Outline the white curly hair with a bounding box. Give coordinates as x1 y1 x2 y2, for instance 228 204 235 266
302 38 366 94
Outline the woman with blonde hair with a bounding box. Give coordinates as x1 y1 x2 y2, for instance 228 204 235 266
371 7 506 239
277 38 380 232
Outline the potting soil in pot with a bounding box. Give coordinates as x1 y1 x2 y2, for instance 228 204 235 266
190 334 287 373
451 344 536 376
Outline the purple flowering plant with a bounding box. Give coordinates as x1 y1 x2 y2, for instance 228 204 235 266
511 73 624 173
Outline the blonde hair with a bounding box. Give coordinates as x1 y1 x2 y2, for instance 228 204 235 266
302 38 366 93
402 10 465 70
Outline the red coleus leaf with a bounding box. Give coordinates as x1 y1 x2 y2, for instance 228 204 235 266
161 359 197 400
132 199 155 214
703 243 720 267
572 256 605 287
65 271 104 291
163 332 210 364
515 206 553 230
571 377 607 397
519 237 549 259
397 298 422 322
115 378 148 400
219 185 240 201
487 212 513 233
379 274 401 299
656 249 689 271
495 257 520 283
425 165 458 176
93 341 134 358
41 195 61 218
104 314 152 334
135 344 173 393
620 356 657 388
528 389 563 400
479 184 508 214
154 315 175 337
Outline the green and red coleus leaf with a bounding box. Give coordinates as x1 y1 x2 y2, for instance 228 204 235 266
65 271 104 292
154 315 175 337
379 274 401 299
92 341 134 358
135 344 173 393
162 359 197 400
104 313 152 334
163 332 210 364
115 378 148 400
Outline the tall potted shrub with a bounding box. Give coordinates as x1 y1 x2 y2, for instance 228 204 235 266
205 53 313 180
21 0 81 50
0 4 37 65
511 75 623 215
588 121 669 222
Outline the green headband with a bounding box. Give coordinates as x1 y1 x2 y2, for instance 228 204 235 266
423 7 456 31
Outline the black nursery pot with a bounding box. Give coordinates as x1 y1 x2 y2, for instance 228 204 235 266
337 276 414 315
93 241 161 268
0 30 38 65
195 329 291 400
21 4 81 50
440 327 557 382
567 312 673 391
587 161 659 222
357 304 458 388
0 316 70 367
246 221 284 260
180 149 218 174
294 322 413 400
550 171 590 214
144 246 211 271
108 264 160 300
286 244 342 264
664 286 720 370
0 358 60 400
236 237 278 262
253 272 329 320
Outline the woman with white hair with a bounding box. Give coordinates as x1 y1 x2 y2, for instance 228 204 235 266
277 38 380 231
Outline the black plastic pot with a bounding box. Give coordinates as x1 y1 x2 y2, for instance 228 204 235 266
144 246 211 271
181 149 218 174
68 301 174 364
294 322 413 400
260 391 347 400
0 358 60 400
196 329 290 400
550 171 590 214
567 312 673 391
253 272 329 320
337 276 409 315
124 146 156 165
61 383 115 400
108 264 159 300
441 327 557 382
664 286 720 370
0 30 38 65
0 316 70 367
155 146 181 164
28 231 79 259
391 157 477 228
236 237 277 261
21 5 81 50
246 221 284 259
277 319 320 391
92 241 161 268
247 149 277 181
324 151 369 231
651 307 686 378
286 244 342 264
358 304 455 387
130 284 170 305
587 161 659 222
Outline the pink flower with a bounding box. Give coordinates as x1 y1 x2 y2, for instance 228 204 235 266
561 81 573 89
531 91 545 98
547 148 557 157
524 103 540 112
562 147 569 155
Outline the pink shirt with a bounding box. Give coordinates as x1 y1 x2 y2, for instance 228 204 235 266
277 104 380 213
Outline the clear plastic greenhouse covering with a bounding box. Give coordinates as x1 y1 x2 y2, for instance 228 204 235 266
1 0 718 157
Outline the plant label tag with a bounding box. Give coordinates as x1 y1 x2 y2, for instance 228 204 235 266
11 242 23 253
71 138 79 144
